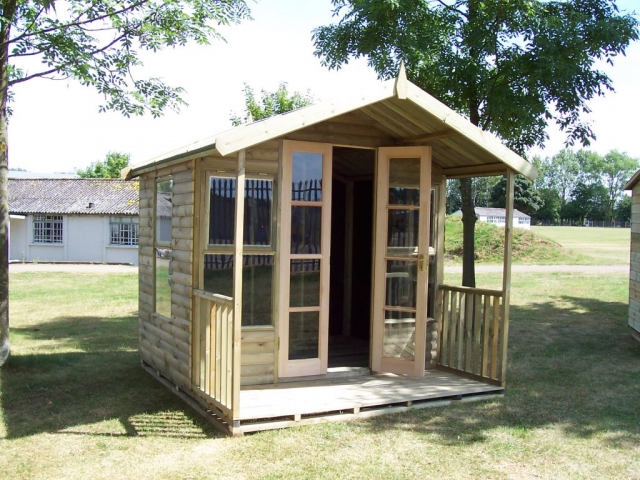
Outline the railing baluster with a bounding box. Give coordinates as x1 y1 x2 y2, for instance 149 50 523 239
491 296 501 380
482 294 491 378
441 289 450 368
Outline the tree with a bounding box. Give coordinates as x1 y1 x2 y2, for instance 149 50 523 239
230 82 313 126
313 0 638 287
535 188 562 225
572 149 638 221
0 0 252 367
615 194 632 223
76 152 130 179
490 175 542 216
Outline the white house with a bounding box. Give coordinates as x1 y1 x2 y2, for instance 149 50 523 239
452 207 531 230
9 178 142 264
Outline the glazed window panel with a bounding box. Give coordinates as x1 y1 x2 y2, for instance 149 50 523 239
155 178 173 318
203 254 274 326
208 177 274 247
155 180 173 244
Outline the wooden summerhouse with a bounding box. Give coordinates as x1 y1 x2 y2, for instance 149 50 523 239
625 171 640 342
125 69 537 435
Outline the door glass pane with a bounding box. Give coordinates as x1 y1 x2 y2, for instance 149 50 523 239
291 206 322 254
385 260 417 308
289 259 320 307
389 158 420 205
289 311 320 360
292 152 323 201
387 209 419 257
383 310 416 359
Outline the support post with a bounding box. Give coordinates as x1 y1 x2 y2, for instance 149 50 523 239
500 169 515 386
435 176 446 364
232 149 246 417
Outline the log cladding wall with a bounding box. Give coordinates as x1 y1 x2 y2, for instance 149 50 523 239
138 161 196 390
629 187 640 338
241 327 275 386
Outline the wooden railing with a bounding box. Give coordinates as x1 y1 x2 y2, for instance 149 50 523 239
436 285 507 385
192 289 240 421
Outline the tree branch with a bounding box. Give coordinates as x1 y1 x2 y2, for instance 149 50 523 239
3 0 152 48
8 32 129 86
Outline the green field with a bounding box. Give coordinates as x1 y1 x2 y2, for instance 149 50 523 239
1 271 638 479
532 226 630 265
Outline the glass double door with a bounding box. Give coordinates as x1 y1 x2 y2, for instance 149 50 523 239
278 142 431 378
371 147 432 377
278 141 333 377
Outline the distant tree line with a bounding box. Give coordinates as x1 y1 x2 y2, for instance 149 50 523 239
447 149 639 225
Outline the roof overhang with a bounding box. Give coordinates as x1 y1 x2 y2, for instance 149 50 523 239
625 169 640 190
126 66 537 181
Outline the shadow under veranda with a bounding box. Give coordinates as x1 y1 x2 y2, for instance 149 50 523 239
0 314 223 440
356 295 640 447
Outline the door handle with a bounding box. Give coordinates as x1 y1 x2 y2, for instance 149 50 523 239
418 254 425 273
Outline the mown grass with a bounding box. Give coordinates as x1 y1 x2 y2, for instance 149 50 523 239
532 225 630 265
2 271 639 479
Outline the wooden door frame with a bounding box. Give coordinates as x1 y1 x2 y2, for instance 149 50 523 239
278 140 333 378
371 146 432 377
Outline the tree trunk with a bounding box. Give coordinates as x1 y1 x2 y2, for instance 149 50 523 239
0 0 15 367
459 177 476 287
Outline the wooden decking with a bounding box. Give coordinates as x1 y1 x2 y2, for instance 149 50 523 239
235 370 503 434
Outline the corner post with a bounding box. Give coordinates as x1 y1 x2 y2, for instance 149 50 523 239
501 169 515 386
232 149 246 418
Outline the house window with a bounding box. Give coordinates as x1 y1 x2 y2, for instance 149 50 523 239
110 217 139 246
518 217 529 225
33 215 63 243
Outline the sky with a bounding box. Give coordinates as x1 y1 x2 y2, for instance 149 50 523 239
8 0 640 174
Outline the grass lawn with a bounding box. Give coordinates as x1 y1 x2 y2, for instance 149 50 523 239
532 226 630 265
2 271 639 479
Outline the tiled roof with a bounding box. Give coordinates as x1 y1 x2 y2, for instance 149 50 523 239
9 178 139 215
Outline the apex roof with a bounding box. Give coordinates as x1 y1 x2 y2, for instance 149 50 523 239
9 178 139 215
127 68 537 181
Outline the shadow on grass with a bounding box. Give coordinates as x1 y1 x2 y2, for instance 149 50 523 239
1 315 223 440
359 295 640 446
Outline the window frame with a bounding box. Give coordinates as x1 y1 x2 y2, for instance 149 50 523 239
202 171 278 327
109 216 139 246
32 214 64 244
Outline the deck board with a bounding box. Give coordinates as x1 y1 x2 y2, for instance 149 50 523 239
238 370 502 421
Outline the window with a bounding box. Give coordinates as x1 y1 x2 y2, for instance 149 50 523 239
204 174 276 326
518 217 529 224
33 215 63 243
155 178 173 318
110 217 139 246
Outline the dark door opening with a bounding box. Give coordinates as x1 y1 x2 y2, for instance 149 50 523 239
328 147 375 368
